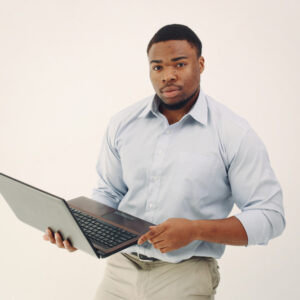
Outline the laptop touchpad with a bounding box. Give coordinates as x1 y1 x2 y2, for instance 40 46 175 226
102 211 154 234
103 211 135 226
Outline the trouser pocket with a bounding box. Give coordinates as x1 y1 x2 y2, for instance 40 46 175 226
207 258 220 291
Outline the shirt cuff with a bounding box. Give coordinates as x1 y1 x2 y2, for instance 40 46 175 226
234 210 272 246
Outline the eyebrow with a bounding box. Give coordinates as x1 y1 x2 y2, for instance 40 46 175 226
150 56 188 64
172 56 188 62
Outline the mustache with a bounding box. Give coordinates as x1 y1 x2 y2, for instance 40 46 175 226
160 84 182 93
155 88 199 111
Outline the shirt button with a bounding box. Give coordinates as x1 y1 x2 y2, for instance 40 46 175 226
151 176 158 182
149 203 153 209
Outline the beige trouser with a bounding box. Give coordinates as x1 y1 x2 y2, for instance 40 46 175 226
94 253 220 300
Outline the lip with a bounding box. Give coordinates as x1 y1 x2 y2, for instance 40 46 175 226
161 85 181 98
161 85 181 93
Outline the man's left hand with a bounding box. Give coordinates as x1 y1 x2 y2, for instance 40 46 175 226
137 218 195 253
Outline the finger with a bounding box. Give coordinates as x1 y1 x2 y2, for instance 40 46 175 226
137 234 147 245
150 233 165 243
147 225 167 241
137 230 153 245
138 229 157 245
63 240 77 252
150 232 167 244
160 246 170 253
47 228 55 243
43 233 49 241
55 232 65 248
152 239 167 249
138 225 165 245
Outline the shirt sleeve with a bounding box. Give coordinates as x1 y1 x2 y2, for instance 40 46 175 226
91 121 128 209
228 128 286 246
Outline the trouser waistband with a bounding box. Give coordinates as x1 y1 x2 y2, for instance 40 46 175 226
129 252 211 263
130 252 160 261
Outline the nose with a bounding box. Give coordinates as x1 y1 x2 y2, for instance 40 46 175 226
162 68 177 83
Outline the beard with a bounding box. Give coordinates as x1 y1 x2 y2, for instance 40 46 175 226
156 87 200 111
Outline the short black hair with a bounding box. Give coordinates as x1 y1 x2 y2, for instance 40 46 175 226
147 24 202 57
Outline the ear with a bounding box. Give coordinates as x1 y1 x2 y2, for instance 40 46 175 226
198 56 205 74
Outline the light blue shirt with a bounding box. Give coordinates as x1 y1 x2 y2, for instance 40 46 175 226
92 89 285 263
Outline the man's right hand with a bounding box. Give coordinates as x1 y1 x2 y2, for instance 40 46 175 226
43 228 77 252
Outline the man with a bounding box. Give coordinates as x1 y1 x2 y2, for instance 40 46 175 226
44 24 286 299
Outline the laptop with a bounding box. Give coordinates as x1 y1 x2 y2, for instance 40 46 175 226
0 172 154 258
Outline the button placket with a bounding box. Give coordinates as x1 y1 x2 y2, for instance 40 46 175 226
146 131 170 219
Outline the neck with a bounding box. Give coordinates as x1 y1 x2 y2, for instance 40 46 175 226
159 88 200 125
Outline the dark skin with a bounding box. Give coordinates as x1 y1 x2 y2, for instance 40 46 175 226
43 40 248 253
138 40 248 252
149 40 204 125
43 228 77 252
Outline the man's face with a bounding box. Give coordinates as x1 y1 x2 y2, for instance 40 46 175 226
148 40 204 106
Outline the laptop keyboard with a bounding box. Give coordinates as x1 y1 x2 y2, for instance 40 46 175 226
70 207 137 249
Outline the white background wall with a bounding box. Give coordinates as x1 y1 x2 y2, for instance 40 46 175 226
0 1 299 299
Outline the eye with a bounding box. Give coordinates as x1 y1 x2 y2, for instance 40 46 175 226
176 62 186 68
152 65 162 71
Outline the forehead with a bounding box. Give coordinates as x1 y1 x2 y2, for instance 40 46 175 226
148 40 197 61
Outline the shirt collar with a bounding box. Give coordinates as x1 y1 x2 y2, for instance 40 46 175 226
188 89 208 126
138 89 208 126
138 95 160 118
